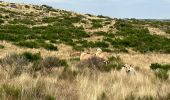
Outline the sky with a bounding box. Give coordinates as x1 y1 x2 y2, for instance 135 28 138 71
2 0 170 19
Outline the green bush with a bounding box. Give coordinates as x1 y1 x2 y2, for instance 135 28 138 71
125 93 154 100
106 56 124 70
97 92 108 100
43 43 58 51
45 95 56 100
165 30 170 34
150 63 170 70
0 18 4 24
32 57 68 72
9 19 35 25
2 84 21 99
155 69 169 80
94 41 109 48
21 52 41 62
150 63 170 80
94 31 107 36
0 45 4 49
91 19 103 29
112 19 170 53
16 41 40 48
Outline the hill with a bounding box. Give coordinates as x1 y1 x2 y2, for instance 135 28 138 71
0 1 169 100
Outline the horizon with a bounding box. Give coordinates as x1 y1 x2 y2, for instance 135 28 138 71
1 0 170 19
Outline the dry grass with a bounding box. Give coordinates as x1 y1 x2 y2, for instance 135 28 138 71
0 65 169 100
148 27 170 39
119 53 170 69
0 1 170 99
0 53 169 100
0 41 74 60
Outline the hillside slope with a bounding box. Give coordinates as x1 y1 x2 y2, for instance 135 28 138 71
0 1 170 68
0 1 170 100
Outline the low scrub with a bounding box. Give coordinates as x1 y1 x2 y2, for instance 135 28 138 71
0 18 4 24
150 63 170 70
91 19 103 29
32 57 68 72
76 56 123 72
0 45 4 49
21 52 41 62
1 84 22 100
0 54 29 77
16 41 58 51
9 18 35 25
112 19 170 53
0 52 41 77
150 63 170 80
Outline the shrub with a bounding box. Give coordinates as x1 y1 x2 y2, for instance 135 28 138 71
106 56 124 70
0 45 4 49
2 84 21 99
16 41 40 48
94 41 109 48
165 30 170 34
0 54 29 77
32 57 68 72
125 92 135 100
150 63 170 80
42 57 68 69
9 19 35 25
85 13 93 17
45 95 56 100
43 43 58 51
91 19 103 29
138 95 154 100
94 31 107 36
21 52 41 62
0 18 4 24
114 19 133 30
150 63 170 71
76 56 123 72
0 52 41 77
72 45 84 51
102 48 112 52
112 20 170 53
155 69 169 80
97 92 108 100
125 93 154 100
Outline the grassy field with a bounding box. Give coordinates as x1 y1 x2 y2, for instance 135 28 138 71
0 1 170 100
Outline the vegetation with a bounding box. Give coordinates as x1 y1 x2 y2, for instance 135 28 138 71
0 44 4 49
76 56 123 72
9 18 35 25
112 19 170 53
0 2 170 100
91 19 103 28
150 63 170 80
21 52 41 62
0 18 4 24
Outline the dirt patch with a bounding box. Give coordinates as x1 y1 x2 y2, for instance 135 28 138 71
148 27 170 38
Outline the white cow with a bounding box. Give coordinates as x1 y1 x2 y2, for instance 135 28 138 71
121 64 136 75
